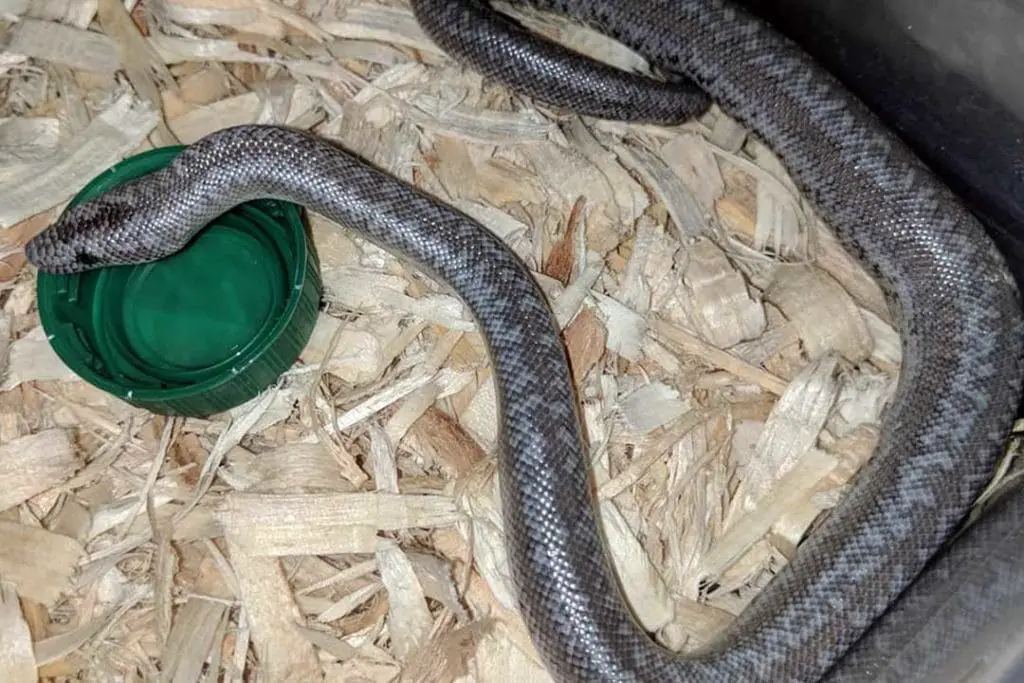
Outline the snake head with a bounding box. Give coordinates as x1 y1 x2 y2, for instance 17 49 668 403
23 230 83 275
26 197 136 274
25 178 188 275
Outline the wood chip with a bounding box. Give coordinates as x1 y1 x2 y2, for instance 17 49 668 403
0 522 84 604
376 545 433 660
6 19 119 73
226 543 321 683
160 597 230 683
679 237 767 348
0 581 35 682
218 492 460 556
766 265 873 362
1 325 77 390
701 447 839 577
0 429 78 511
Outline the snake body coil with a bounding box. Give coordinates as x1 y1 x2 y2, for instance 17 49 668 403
25 0 1024 681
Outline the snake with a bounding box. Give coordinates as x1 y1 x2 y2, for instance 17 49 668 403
22 0 1024 680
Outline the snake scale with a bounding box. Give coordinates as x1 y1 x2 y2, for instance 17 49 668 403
23 0 1024 681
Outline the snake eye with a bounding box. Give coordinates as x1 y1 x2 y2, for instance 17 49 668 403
76 251 100 266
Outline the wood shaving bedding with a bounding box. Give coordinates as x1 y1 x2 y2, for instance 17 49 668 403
1 2 998 681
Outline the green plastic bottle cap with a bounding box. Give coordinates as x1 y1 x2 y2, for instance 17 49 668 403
36 145 322 417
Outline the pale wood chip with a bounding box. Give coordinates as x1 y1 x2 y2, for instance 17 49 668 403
6 0 95 27
598 405 720 501
592 291 648 361
661 132 726 210
321 3 438 53
813 222 891 321
389 87 555 144
733 354 840 514
617 382 691 435
518 140 621 214
754 172 810 262
766 265 873 362
368 423 399 493
376 545 433 660
774 427 880 547
1 325 77 390
160 597 230 683
459 570 547 675
0 581 35 682
152 532 176 647
550 257 603 327
408 550 467 622
0 521 84 603
702 447 839 578
402 406 488 478
665 597 737 649
226 543 323 683
862 308 902 371
0 118 63 165
452 624 552 683
98 0 177 143
504 0 651 75
598 499 674 634
458 379 499 451
333 369 457 433
564 119 649 225
218 492 460 556
175 389 280 524
166 86 320 143
678 237 767 348
160 0 331 41
615 142 710 240
300 313 385 385
456 464 516 612
6 18 119 73
315 580 382 624
831 371 897 437
0 429 78 511
651 317 788 395
221 443 356 493
708 111 749 152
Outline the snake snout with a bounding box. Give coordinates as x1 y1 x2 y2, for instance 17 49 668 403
24 232 83 274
